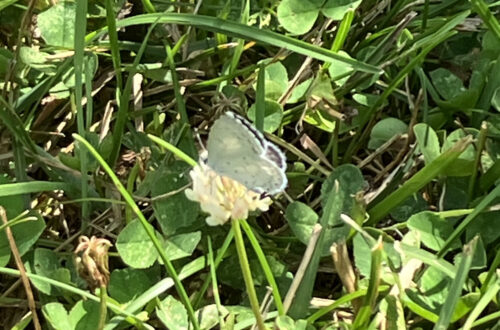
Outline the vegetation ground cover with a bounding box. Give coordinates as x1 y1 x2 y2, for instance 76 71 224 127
1 0 500 329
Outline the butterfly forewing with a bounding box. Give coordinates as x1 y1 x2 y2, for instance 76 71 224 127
206 112 287 194
207 114 264 156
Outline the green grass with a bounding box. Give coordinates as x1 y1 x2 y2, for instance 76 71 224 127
1 0 500 329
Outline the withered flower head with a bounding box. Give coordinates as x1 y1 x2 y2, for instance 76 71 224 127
74 235 112 290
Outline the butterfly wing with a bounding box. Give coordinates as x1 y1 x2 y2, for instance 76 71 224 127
207 113 264 159
211 156 287 194
264 142 287 170
207 112 287 194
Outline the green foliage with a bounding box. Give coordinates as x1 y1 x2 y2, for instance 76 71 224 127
42 300 100 330
285 201 319 245
37 2 77 48
29 248 72 295
151 161 200 235
368 117 408 149
0 212 45 267
2 0 500 328
115 219 160 269
407 212 460 251
156 296 189 330
247 99 284 133
277 0 361 35
108 268 154 303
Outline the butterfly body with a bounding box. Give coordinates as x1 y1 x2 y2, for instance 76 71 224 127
206 111 287 194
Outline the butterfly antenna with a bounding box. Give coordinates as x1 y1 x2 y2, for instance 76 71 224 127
194 127 209 163
193 127 207 152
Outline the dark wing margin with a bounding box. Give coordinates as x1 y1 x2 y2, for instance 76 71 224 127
225 111 267 150
264 143 287 170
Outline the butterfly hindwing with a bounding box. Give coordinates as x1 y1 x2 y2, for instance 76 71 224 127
264 142 287 170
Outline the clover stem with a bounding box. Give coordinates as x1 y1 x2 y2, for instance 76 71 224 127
98 286 107 330
232 219 266 330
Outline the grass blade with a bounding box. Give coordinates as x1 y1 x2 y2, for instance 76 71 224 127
231 219 266 329
74 0 89 224
352 237 383 329
438 181 500 257
462 270 500 330
108 16 160 166
0 267 145 326
147 134 197 167
368 136 473 225
240 219 284 315
0 182 71 197
72 133 200 330
433 237 478 330
86 14 381 74
470 0 500 41
255 63 265 132
105 254 210 330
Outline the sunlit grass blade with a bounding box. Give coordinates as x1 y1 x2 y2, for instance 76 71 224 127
147 134 197 167
0 0 17 11
471 311 500 328
332 9 354 53
433 237 478 330
438 181 500 257
398 243 456 278
306 285 390 323
462 270 500 330
368 136 473 225
86 14 381 74
105 255 209 330
0 212 37 232
470 0 500 41
0 267 145 326
72 133 200 330
74 0 89 224
0 181 71 197
352 237 383 329
140 0 155 13
240 219 284 315
231 219 266 329
403 298 439 323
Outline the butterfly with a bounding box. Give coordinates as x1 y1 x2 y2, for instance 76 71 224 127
205 111 287 195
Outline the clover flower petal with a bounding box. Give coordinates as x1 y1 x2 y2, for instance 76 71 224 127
185 161 272 225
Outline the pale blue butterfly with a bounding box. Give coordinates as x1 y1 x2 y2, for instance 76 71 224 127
206 111 287 194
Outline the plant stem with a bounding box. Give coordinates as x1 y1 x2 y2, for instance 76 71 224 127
98 286 108 330
232 219 266 330
73 134 200 330
240 219 284 315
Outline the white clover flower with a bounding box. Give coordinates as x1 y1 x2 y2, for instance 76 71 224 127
185 160 272 226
